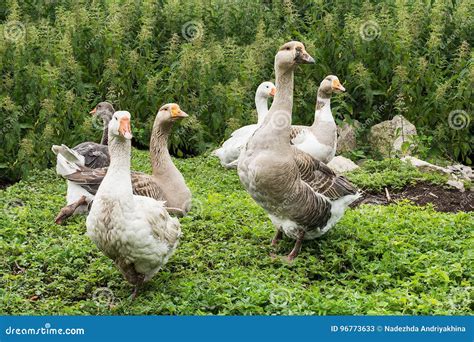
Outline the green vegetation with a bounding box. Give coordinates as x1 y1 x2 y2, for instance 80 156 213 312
346 158 450 192
1 0 473 182
1 152 472 315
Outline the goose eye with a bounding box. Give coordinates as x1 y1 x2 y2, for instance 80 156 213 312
286 47 291 50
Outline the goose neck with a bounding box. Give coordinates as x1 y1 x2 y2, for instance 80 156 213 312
313 88 333 124
100 120 110 145
255 95 269 125
98 134 133 198
150 119 174 175
258 66 294 138
272 67 294 114
107 136 131 172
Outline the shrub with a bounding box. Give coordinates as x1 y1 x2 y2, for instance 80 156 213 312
0 0 472 181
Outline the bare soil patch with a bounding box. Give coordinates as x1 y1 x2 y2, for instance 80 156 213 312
353 182 473 213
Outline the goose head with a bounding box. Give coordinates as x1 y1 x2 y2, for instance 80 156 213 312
256 81 276 98
275 41 315 70
109 111 133 140
90 101 115 123
319 75 345 94
156 103 189 124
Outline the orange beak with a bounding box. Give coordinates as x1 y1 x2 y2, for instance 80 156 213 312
89 107 97 115
119 117 133 139
332 79 346 92
269 87 276 96
171 105 188 118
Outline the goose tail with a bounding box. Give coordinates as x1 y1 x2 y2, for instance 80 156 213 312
52 144 85 176
52 144 85 166
54 149 83 177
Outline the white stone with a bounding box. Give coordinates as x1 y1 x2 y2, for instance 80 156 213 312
368 115 417 157
400 156 450 174
446 179 465 192
336 121 359 154
327 156 359 174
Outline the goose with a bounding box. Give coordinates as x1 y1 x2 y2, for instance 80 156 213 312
213 81 276 168
52 102 115 169
290 75 345 163
238 41 360 261
85 110 181 298
53 104 191 224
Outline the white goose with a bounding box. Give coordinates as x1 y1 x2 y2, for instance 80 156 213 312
213 81 276 168
86 111 181 298
290 75 345 163
238 41 360 261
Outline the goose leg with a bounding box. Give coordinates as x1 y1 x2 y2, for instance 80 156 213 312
130 275 145 300
271 230 283 246
54 195 87 224
287 231 305 261
131 286 140 300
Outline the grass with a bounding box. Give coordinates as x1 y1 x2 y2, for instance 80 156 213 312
345 159 451 192
0 151 472 315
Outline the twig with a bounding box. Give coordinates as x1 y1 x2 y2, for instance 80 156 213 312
14 261 25 274
385 187 391 202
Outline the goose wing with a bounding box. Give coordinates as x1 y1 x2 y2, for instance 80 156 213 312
289 125 305 141
131 172 165 201
292 147 358 200
133 195 182 249
73 142 110 169
63 167 107 195
62 167 165 201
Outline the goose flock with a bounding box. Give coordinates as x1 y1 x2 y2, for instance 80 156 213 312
52 41 360 297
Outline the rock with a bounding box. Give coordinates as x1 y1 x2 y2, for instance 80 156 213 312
446 164 474 181
400 156 450 175
368 115 417 157
327 156 359 174
401 156 471 192
337 120 360 154
446 179 465 192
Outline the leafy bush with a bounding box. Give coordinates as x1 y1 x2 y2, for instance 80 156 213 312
1 0 472 181
346 158 449 192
